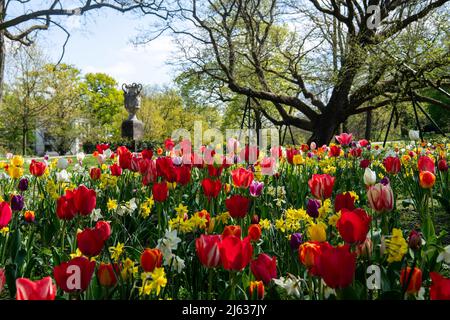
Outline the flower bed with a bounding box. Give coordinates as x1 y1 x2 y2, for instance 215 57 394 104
0 134 449 300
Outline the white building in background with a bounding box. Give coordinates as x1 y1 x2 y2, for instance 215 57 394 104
34 119 84 156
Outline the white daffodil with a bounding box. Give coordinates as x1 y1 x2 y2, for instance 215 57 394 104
91 208 103 222
56 169 71 183
273 274 305 298
437 245 450 264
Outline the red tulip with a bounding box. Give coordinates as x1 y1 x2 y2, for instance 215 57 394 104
418 156 435 173
29 160 46 177
335 133 353 146
329 145 341 157
438 159 448 172
240 145 259 164
0 201 12 228
164 138 175 151
56 191 77 220
222 225 242 238
175 165 191 186
117 146 132 170
201 178 222 199
95 221 111 242
53 257 95 293
207 164 224 177
360 159 371 169
219 236 253 271
130 155 142 172
156 157 176 182
141 159 157 186
367 183 394 213
231 167 254 188
315 244 356 289
308 174 335 200
0 268 5 294
96 143 110 154
16 277 56 300
430 272 450 300
77 227 106 257
337 208 371 244
250 254 277 285
141 149 153 160
350 147 362 158
73 185 96 216
400 267 422 294
286 148 300 164
248 224 262 242
334 192 356 213
152 182 169 202
140 248 163 272
419 171 436 189
359 139 369 147
89 167 101 180
97 263 118 287
298 241 330 276
383 156 401 174
225 195 251 219
195 234 222 268
110 163 123 176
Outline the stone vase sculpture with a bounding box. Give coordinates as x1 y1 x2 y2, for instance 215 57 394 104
121 83 144 141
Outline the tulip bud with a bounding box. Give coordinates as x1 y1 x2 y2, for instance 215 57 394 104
222 225 242 238
249 281 265 300
290 233 303 250
251 214 260 224
24 210 35 223
438 159 448 172
248 224 262 242
97 263 117 287
363 168 376 186
408 230 422 251
18 178 29 192
11 194 24 211
306 199 321 218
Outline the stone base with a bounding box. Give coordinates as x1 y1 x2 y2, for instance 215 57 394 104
121 119 144 141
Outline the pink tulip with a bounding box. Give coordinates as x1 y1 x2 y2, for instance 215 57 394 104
367 183 394 213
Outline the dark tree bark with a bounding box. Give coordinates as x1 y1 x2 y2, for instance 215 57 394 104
365 110 372 140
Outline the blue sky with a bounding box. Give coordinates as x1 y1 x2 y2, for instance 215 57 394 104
38 8 174 86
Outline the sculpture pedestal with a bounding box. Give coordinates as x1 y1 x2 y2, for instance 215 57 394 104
121 119 144 141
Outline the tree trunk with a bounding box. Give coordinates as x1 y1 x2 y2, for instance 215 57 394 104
365 110 372 140
0 19 5 102
307 113 339 146
22 126 27 156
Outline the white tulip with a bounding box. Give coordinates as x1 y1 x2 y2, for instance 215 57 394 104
76 152 85 163
437 245 450 264
364 168 377 186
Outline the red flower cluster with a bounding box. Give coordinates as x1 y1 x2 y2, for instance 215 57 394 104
56 185 97 220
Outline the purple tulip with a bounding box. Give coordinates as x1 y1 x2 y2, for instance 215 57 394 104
380 176 390 186
306 198 321 218
290 233 303 250
11 194 24 211
249 180 264 197
18 178 29 192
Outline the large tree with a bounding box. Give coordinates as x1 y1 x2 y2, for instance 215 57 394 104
145 0 450 144
0 0 168 100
